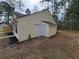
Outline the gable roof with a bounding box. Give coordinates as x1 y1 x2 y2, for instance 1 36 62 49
15 9 52 19
15 12 25 18
15 9 57 25
42 20 56 25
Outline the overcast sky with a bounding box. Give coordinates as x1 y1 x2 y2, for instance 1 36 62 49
0 0 67 20
17 0 51 14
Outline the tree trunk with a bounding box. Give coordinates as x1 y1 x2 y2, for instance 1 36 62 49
7 13 9 25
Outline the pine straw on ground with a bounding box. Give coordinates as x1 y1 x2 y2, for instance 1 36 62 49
0 30 79 59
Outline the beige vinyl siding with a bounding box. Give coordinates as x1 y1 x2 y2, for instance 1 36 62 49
17 19 39 42
49 24 57 37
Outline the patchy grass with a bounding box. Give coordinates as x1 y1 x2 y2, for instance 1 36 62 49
43 48 69 59
0 33 6 37
0 30 79 59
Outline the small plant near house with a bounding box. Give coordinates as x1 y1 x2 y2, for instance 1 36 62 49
28 34 32 41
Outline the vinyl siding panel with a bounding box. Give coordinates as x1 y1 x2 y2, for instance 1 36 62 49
49 24 57 37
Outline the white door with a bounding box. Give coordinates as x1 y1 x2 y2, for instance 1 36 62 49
36 23 48 37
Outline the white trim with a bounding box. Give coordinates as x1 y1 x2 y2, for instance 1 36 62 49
0 35 15 39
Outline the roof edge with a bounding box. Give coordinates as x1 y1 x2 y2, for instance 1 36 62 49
15 9 51 19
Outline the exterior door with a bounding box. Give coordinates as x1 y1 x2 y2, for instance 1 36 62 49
36 23 48 37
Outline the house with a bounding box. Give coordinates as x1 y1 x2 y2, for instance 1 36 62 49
12 9 57 42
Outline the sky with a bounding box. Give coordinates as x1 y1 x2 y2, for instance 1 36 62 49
23 0 42 5
16 0 67 20
15 0 52 14
21 0 47 12
0 0 60 14
0 0 52 14
0 0 68 21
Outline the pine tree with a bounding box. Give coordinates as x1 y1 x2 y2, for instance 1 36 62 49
64 0 79 30
0 1 14 24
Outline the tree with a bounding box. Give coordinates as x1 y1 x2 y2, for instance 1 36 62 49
64 0 79 30
60 0 70 6
0 1 14 24
33 6 39 12
41 0 58 21
6 0 15 7
40 0 50 8
18 0 24 12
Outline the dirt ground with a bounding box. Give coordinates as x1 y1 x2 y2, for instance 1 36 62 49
0 30 79 59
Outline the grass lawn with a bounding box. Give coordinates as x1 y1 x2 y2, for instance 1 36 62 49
0 33 6 37
0 28 5 37
0 30 79 59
